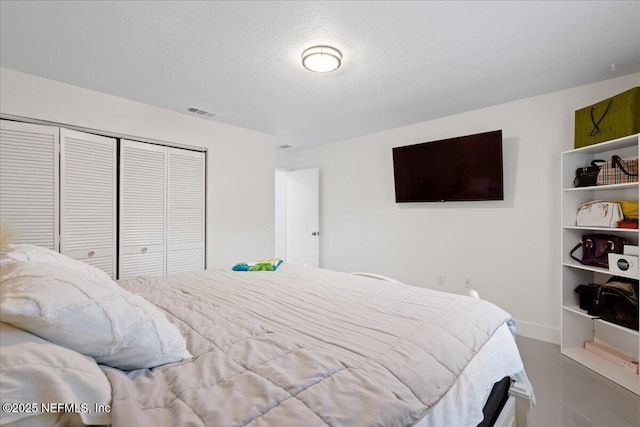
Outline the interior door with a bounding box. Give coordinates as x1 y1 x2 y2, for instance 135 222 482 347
60 129 117 277
286 168 319 267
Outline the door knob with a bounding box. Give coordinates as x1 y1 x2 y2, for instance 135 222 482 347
88 250 95 257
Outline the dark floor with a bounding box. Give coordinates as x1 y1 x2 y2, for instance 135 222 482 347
516 336 640 427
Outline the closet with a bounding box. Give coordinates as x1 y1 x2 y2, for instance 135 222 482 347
119 140 205 278
0 119 205 279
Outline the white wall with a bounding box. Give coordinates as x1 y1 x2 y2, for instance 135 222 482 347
276 149 294 169
0 67 276 269
274 170 288 259
292 73 640 344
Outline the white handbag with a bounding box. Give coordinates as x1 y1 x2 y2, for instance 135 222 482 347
576 200 623 228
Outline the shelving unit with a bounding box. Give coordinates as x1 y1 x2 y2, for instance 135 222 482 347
561 133 640 395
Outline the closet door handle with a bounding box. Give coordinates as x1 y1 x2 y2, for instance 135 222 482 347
141 247 148 253
87 250 96 257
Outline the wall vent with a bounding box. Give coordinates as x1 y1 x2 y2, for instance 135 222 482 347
185 107 216 118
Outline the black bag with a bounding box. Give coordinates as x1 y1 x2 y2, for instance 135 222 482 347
574 159 606 187
599 277 639 330
575 277 639 330
574 283 600 315
569 234 625 268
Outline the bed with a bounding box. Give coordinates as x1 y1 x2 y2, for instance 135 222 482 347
0 244 533 427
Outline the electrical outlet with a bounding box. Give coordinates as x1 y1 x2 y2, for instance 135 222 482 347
464 278 472 289
438 274 445 286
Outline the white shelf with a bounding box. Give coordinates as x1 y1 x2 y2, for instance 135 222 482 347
561 133 639 396
594 319 640 337
561 133 639 155
562 348 640 395
563 305 598 319
563 182 639 192
563 308 639 338
563 225 638 233
562 261 639 280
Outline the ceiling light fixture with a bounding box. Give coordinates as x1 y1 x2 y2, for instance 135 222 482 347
301 45 342 73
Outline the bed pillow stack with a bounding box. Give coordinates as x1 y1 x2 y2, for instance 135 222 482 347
0 244 192 370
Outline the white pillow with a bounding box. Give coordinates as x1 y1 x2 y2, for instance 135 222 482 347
1 243 112 280
0 322 112 426
0 247 192 371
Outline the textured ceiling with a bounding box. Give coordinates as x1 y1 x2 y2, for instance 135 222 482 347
1 1 639 150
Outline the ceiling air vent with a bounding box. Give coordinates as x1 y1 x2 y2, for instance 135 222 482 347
185 107 216 119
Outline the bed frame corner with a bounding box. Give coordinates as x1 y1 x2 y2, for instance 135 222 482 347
492 381 532 427
509 381 532 427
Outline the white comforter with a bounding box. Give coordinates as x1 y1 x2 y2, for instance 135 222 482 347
104 264 522 426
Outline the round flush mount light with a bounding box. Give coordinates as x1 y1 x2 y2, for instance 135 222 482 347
301 45 342 73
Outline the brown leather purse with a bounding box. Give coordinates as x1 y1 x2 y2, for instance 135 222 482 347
570 234 625 268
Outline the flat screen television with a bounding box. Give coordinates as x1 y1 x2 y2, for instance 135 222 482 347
392 130 503 202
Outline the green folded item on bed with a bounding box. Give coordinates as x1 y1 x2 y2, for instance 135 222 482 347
233 258 284 271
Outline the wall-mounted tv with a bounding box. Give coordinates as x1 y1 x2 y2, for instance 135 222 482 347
392 130 503 202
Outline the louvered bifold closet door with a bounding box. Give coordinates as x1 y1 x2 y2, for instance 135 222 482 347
0 120 59 250
119 140 167 279
167 147 205 274
60 129 116 277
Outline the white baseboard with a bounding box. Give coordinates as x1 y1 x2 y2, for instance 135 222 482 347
513 318 560 345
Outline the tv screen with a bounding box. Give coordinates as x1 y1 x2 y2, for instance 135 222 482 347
392 130 503 202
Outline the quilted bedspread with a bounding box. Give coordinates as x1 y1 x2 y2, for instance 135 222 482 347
104 264 513 427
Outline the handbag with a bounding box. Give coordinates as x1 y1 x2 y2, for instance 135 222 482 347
569 234 625 268
599 277 639 330
574 160 605 187
574 283 601 315
596 155 638 185
575 201 623 228
575 276 639 330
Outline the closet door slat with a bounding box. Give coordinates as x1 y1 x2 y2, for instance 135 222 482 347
0 120 59 250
